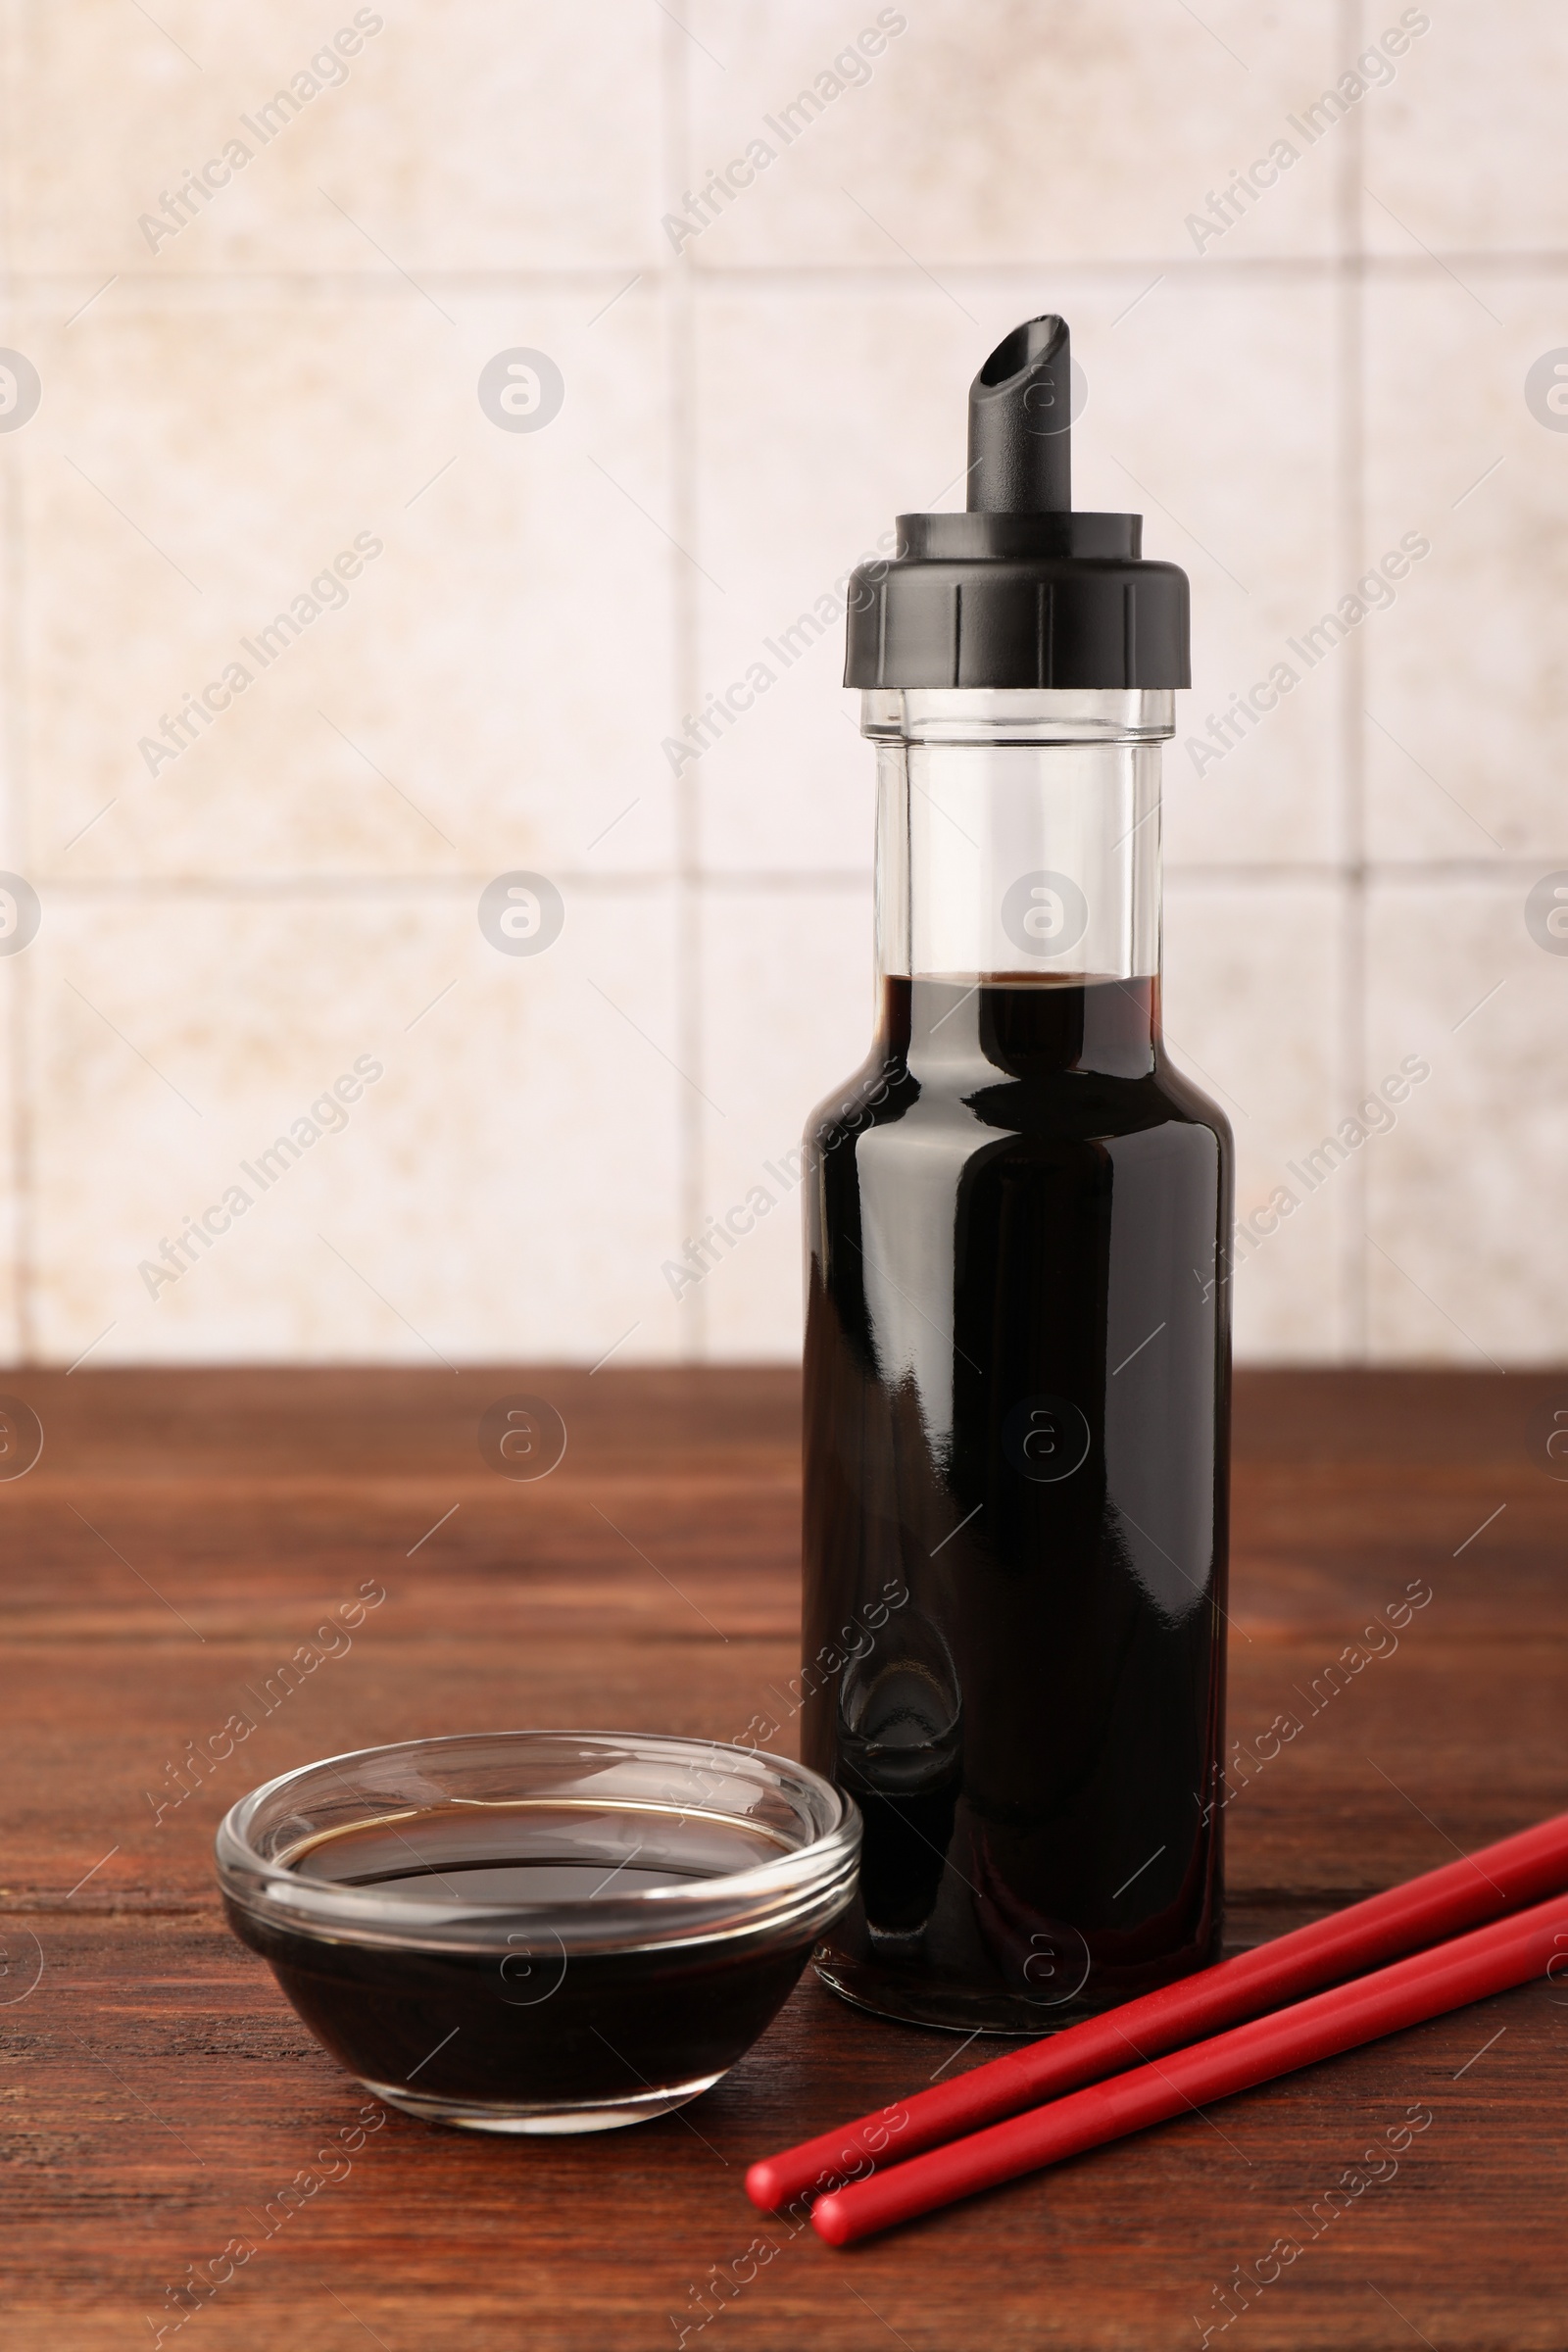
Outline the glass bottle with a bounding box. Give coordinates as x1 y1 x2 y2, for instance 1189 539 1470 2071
800 319 1233 2034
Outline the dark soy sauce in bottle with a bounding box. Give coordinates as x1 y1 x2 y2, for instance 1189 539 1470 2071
803 318 1232 2033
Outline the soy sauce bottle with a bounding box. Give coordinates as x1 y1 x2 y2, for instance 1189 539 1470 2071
802 318 1232 2034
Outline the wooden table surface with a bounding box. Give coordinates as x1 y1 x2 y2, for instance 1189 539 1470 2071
3 1366 1566 2351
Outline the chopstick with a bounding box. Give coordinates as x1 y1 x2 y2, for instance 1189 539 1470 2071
746 1804 1568 2217
812 1885 1568 2244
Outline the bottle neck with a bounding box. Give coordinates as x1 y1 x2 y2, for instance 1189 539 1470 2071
869 690 1170 1076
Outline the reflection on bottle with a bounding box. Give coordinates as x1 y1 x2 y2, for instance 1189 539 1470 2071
837 1610 962 1937
970 1834 1093 2010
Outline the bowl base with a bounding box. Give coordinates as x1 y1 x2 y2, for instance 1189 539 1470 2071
364 2070 725 2135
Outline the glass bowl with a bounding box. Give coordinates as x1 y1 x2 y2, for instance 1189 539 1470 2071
216 1730 859 2134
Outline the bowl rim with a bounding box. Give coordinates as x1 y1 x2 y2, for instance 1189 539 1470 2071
215 1727 860 1956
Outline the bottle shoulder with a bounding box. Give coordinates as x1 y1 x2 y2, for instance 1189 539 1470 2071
805 1045 909 1152
808 1047 1232 1156
1147 1050 1235 1152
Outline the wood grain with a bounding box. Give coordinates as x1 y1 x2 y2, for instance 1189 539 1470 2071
2 1367 1565 2350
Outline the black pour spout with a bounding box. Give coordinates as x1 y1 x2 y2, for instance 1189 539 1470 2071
966 315 1071 514
843 312 1191 690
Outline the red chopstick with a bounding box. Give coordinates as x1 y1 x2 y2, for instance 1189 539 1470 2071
747 1804 1568 2216
811 1885 1568 2244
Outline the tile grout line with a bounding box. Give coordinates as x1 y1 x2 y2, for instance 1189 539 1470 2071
0 0 33 1362
14 863 1557 896
1338 0 1369 1365
662 9 705 1364
13 254 1568 299
3 428 37 1363
23 870 871 897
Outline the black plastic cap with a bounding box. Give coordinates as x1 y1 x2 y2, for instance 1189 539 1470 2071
845 317 1191 691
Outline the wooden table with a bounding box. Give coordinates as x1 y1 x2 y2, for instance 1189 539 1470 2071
3 1367 1565 2350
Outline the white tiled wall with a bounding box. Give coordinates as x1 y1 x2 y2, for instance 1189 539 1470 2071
0 0 1561 1365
